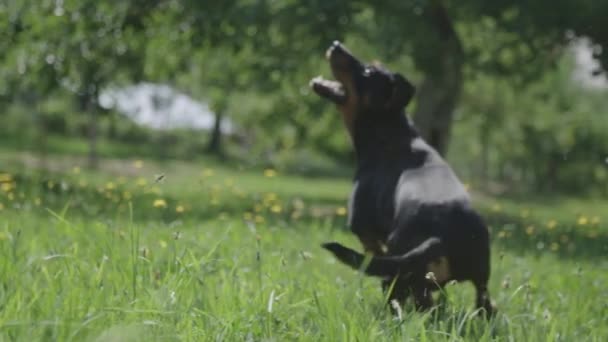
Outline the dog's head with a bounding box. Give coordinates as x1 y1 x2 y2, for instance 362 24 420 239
310 41 415 135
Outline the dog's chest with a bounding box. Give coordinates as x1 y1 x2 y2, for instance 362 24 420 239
348 176 398 234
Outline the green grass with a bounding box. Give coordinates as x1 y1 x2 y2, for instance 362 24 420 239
1 154 607 341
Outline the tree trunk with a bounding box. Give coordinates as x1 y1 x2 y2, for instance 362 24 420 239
412 1 464 157
206 110 224 158
79 92 98 169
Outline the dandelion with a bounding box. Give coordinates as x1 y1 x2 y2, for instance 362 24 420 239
550 242 559 252
270 204 282 214
1 182 13 192
79 180 88 188
577 216 589 226
243 211 253 220
291 211 302 220
525 225 535 235
153 199 167 208
520 209 530 218
546 220 557 230
498 230 507 239
543 308 551 322
122 191 132 200
159 240 168 249
255 215 265 224
491 204 502 212
425 271 437 282
202 168 214 177
105 182 116 190
133 160 144 169
72 166 81 174
263 168 277 178
136 177 147 187
175 205 185 213
335 206 347 216
0 173 12 182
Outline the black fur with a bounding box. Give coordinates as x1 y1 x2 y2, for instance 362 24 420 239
312 41 495 317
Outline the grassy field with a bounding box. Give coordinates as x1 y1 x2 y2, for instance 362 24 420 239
1 153 607 341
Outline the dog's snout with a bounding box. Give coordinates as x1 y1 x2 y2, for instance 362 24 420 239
326 40 347 60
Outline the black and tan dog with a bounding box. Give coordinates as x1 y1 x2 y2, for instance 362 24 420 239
310 41 495 316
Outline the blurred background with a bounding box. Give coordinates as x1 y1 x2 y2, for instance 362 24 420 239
2 0 608 195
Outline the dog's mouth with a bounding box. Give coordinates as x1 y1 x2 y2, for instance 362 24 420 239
309 76 346 104
310 41 362 105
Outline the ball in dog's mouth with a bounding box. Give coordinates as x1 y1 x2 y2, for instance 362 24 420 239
309 76 346 104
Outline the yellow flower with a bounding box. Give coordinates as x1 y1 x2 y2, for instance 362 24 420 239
498 230 506 239
153 199 167 208
122 191 132 200
0 173 12 182
525 225 535 235
105 182 116 190
202 168 215 177
546 220 557 230
176 205 185 213
291 210 302 220
335 207 347 216
255 215 265 224
264 192 277 202
1 182 13 192
591 216 601 225
520 209 530 218
159 240 168 249
492 204 502 212
243 212 253 220
270 204 282 213
79 180 88 188
263 168 277 178
136 177 147 187
72 166 81 174
577 216 589 226
133 160 144 169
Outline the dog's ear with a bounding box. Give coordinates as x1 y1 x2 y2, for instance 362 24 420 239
386 73 415 109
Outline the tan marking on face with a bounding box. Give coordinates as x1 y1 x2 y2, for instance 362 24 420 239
426 257 451 283
335 72 358 137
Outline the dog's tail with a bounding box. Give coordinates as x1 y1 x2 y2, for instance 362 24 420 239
321 237 444 278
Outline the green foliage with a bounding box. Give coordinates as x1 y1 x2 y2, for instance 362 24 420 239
2 0 608 193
